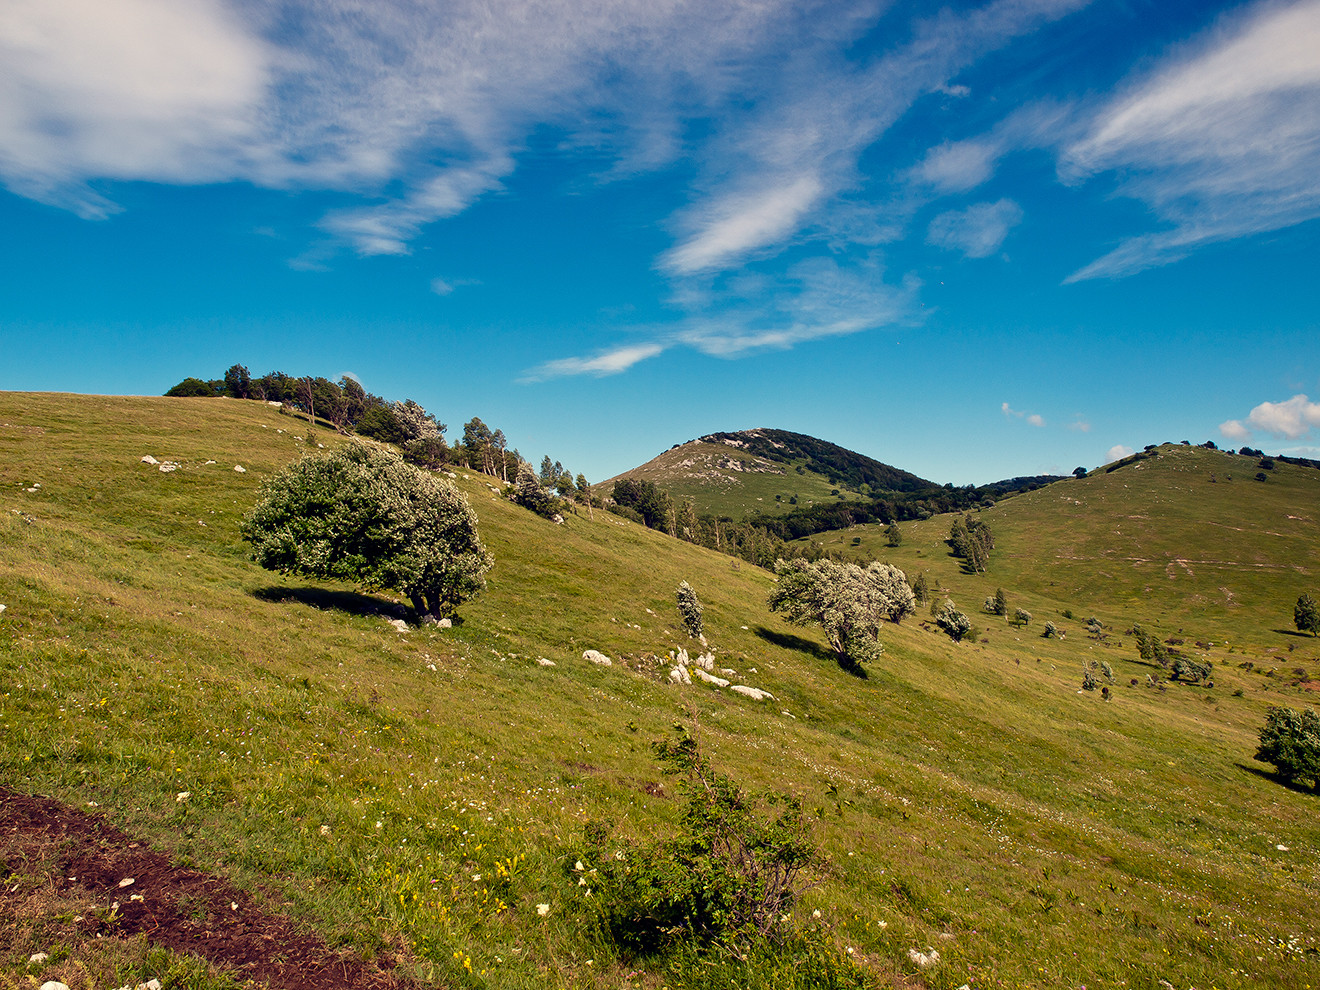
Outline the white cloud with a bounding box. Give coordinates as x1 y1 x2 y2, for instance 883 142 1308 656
661 0 1090 275
1106 444 1134 461
661 175 824 275
528 255 919 377
0 0 272 216
1244 394 1320 438
1219 418 1250 441
523 342 668 382
429 276 480 297
1068 417 1091 433
1002 402 1044 426
927 198 1023 257
1063 0 1320 280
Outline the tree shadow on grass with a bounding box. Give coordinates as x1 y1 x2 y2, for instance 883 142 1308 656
1273 628 1318 639
752 625 866 679
253 585 404 620
1234 762 1320 797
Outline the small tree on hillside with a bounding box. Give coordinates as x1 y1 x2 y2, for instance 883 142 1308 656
1255 706 1320 789
912 572 929 605
511 462 558 518
935 600 971 643
676 581 704 638
885 522 902 547
1014 608 1032 627
242 444 492 620
767 559 915 666
1295 593 1320 637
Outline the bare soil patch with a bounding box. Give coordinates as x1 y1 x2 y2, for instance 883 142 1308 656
1 787 403 990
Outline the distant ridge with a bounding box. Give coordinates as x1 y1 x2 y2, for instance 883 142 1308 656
694 428 936 493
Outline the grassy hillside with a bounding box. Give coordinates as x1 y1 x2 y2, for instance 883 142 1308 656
3 397 1319 990
599 433 887 520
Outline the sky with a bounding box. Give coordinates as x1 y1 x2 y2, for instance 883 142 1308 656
2 0 1318 485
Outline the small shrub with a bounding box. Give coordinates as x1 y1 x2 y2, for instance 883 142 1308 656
1014 607 1032 627
935 600 971 643
676 581 704 639
581 730 819 954
1043 621 1058 639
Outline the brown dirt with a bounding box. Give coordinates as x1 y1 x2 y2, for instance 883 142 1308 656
1 786 404 990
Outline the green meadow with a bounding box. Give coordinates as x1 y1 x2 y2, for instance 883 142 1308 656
2 394 1318 989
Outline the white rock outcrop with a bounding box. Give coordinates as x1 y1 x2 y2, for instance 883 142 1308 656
140 455 159 464
693 669 729 688
730 685 774 701
669 664 691 684
583 649 612 666
233 465 247 473
386 618 409 633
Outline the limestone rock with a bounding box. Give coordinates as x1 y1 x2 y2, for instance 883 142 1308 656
583 649 612 666
140 455 159 464
730 685 774 701
694 668 729 688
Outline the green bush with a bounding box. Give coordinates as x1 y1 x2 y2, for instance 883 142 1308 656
580 730 818 956
676 581 704 638
1255 706 1320 789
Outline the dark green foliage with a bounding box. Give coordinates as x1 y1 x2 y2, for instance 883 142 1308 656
1043 620 1058 639
612 478 673 531
885 522 902 547
1073 467 1087 478
165 377 220 397
223 364 251 399
676 581 704 638
1172 655 1212 684
241 444 492 619
698 428 933 494
511 462 558 518
912 572 928 605
1255 706 1320 789
402 436 450 470
948 515 993 573
1295 593 1319 636
582 730 818 955
355 405 407 445
935 600 971 642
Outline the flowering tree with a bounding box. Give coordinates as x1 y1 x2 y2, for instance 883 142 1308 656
242 444 492 620
767 559 914 666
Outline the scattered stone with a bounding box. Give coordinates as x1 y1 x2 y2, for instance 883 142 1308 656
158 462 178 473
583 649 612 666
535 657 556 666
29 952 49 964
320 824 332 836
694 669 729 688
668 665 691 684
907 947 940 968
175 791 190 803
39 982 70 990
552 514 564 524
204 459 216 465
0 604 6 615
140 455 159 464
730 685 774 701
386 618 409 633
233 465 246 473
118 877 135 888
695 652 715 672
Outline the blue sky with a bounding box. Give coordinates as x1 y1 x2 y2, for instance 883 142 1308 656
2 0 1318 485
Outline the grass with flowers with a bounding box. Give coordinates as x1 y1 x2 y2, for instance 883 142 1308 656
2 393 1319 989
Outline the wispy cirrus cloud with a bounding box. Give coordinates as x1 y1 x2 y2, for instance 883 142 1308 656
927 198 1023 257
660 0 1091 275
1061 0 1320 281
525 255 920 380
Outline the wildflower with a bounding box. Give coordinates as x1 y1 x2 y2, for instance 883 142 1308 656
537 903 550 917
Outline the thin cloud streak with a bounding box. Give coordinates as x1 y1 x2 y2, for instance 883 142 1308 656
1063 0 1320 280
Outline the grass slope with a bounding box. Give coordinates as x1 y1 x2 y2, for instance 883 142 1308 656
3 398 1319 989
600 438 868 520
